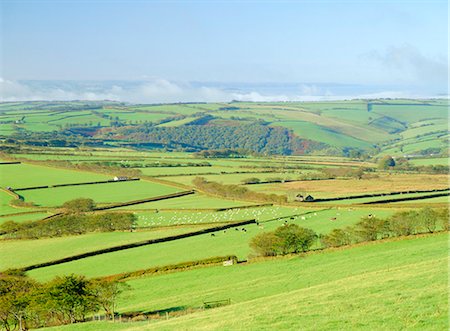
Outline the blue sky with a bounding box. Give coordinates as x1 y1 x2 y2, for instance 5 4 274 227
0 0 448 101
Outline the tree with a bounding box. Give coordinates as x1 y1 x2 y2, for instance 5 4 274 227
250 232 282 257
91 279 128 321
320 228 354 248
354 216 388 242
416 207 439 233
378 155 396 169
0 275 39 331
388 211 419 237
62 198 96 213
274 224 317 254
45 275 98 324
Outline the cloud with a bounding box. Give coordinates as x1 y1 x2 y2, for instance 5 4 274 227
363 44 448 87
0 78 446 103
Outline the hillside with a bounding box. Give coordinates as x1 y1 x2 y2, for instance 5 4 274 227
42 233 447 330
0 99 448 157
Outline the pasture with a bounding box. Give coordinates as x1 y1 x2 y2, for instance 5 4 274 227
27 206 395 281
20 179 181 207
0 100 448 331
43 233 447 331
0 225 209 270
248 173 450 198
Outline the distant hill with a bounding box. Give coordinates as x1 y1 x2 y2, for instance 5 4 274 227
0 99 448 157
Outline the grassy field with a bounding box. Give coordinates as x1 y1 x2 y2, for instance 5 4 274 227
0 163 111 188
0 226 209 270
27 206 395 281
1 101 449 330
408 158 449 166
21 179 181 207
248 173 449 197
43 233 447 331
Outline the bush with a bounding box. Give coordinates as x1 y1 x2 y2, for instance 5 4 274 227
250 232 282 257
320 228 354 248
250 224 317 256
388 211 420 236
62 198 96 213
353 216 389 242
1 212 136 239
378 155 396 169
274 224 317 254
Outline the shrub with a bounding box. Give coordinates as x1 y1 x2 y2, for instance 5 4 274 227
250 224 317 256
62 198 96 213
388 211 420 236
320 228 354 248
353 216 389 242
274 224 317 254
250 232 282 257
378 155 396 169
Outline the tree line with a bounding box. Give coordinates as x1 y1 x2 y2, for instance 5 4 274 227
0 273 124 330
193 177 287 204
250 207 448 257
1 199 136 240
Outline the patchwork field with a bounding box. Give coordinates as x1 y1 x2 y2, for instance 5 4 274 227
0 100 448 331
43 233 447 331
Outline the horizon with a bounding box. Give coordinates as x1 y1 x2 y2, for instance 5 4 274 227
1 0 448 102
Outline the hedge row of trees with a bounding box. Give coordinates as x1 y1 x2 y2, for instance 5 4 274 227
1 212 136 239
193 177 287 204
250 224 318 256
320 208 448 248
0 273 124 330
250 208 448 257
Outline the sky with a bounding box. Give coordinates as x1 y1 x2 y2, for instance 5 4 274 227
0 0 448 102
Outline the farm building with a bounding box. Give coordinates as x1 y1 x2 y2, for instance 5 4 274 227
113 176 129 181
295 194 315 202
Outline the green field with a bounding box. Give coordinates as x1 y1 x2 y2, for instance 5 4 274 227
1 100 449 331
0 226 208 270
21 179 181 207
0 163 111 188
408 158 449 166
43 233 447 331
27 207 395 281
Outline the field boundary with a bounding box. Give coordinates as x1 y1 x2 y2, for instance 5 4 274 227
11 178 140 191
94 190 195 210
361 192 450 204
306 187 450 203
19 219 256 272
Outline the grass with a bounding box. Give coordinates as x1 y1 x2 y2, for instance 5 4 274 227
21 179 181 207
249 174 450 198
43 233 448 331
0 163 111 188
0 226 209 270
27 206 395 281
117 193 257 210
408 158 449 166
273 121 372 148
0 212 51 225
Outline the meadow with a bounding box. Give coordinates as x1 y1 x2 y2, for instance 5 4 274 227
0 100 448 330
27 206 395 281
43 233 447 331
